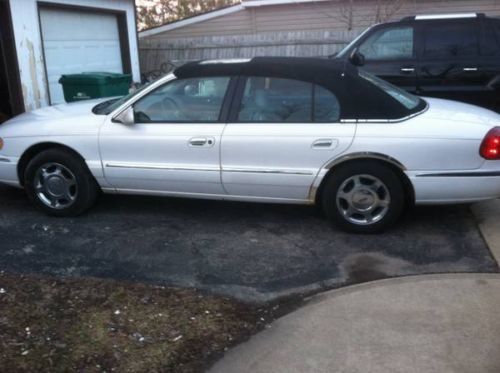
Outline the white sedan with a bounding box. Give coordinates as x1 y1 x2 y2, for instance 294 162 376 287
0 57 499 233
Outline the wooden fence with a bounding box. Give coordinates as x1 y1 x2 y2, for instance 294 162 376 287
138 29 361 75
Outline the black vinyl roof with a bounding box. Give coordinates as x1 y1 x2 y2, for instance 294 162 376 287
173 57 425 121
174 57 358 82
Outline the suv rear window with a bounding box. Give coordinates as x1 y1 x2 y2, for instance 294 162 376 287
481 19 500 56
423 22 478 58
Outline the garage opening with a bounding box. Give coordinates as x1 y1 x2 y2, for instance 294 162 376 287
0 1 24 123
39 5 131 105
0 34 11 123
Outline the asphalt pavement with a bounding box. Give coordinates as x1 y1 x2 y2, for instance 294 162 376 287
0 184 497 302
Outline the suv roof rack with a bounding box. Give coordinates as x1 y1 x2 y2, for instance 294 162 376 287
401 13 485 21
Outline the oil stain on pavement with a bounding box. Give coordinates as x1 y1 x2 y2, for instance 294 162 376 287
0 185 497 302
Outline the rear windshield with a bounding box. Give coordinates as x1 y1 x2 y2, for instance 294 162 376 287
358 70 421 110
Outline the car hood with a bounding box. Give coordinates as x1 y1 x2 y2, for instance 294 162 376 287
4 98 112 124
0 98 113 138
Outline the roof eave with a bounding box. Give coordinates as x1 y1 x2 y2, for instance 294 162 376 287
139 0 333 38
139 4 244 38
242 0 331 7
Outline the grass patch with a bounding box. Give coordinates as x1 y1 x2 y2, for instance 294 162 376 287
0 272 271 372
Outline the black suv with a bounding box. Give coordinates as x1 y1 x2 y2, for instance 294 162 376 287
336 13 500 111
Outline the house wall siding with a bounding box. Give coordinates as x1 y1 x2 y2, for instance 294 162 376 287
148 0 500 38
140 0 500 74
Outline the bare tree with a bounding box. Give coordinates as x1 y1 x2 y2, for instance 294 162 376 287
336 0 355 31
329 0 408 31
372 0 407 23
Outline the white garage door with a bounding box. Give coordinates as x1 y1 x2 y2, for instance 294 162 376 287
40 8 123 105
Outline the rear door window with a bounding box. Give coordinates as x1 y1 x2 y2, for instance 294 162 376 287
492 19 500 49
314 85 341 122
237 77 341 123
496 20 500 39
422 22 479 59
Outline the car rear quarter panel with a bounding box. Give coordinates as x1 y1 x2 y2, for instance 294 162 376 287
344 100 500 204
349 100 498 171
351 123 484 171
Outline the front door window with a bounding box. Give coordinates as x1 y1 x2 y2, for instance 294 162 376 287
133 77 231 123
359 26 414 61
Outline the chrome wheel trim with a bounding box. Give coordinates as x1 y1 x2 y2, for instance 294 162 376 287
34 163 78 210
336 174 391 226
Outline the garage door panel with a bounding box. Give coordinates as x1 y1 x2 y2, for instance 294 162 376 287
40 8 123 105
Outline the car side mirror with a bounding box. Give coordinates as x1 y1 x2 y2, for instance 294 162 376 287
112 106 135 126
349 48 365 67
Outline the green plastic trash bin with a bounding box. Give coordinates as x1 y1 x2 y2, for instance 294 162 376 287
58 72 132 103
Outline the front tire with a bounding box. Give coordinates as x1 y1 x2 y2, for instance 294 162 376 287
24 148 99 216
322 161 405 234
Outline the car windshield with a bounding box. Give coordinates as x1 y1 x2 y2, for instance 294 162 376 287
336 26 373 58
358 70 421 110
92 81 155 115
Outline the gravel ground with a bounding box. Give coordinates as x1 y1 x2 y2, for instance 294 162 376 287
0 272 277 372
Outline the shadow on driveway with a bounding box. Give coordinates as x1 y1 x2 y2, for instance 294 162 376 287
0 185 497 302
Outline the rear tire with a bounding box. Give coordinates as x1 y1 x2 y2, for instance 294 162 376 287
322 161 405 234
24 148 98 216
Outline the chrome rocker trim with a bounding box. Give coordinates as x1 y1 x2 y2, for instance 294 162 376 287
416 171 500 177
106 163 313 176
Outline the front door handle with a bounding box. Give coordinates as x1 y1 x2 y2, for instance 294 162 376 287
189 137 215 147
463 67 478 72
312 138 338 150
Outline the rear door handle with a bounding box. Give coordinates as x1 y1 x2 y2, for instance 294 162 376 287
463 67 478 72
312 138 338 150
189 137 215 147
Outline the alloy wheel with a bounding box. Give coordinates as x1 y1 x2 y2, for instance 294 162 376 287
336 174 391 226
34 163 78 210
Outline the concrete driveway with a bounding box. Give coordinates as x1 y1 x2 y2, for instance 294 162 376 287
210 274 500 373
0 185 497 302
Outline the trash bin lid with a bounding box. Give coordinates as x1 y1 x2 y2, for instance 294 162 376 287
59 72 132 85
